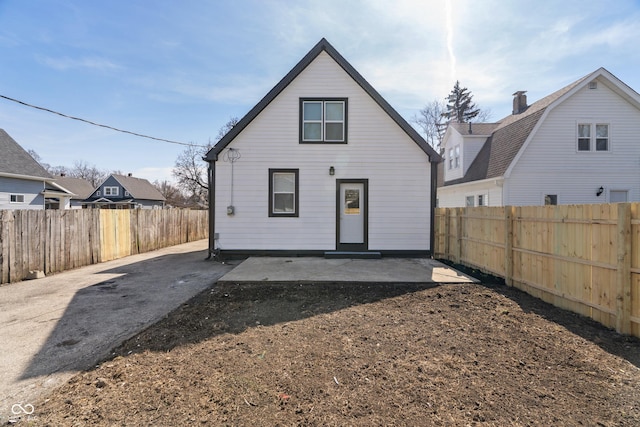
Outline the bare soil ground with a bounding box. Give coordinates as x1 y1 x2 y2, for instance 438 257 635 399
32 276 640 426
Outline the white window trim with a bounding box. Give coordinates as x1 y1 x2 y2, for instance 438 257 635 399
10 194 25 203
576 121 610 152
104 186 120 196
454 145 460 168
465 195 475 207
448 148 454 169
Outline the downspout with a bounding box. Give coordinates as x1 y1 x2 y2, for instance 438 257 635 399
206 158 216 260
430 159 438 258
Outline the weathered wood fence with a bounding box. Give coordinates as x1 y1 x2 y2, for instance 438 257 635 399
0 209 208 284
434 204 640 338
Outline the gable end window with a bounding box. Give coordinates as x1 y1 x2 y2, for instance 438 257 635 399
104 186 119 196
10 194 25 203
269 169 299 217
577 123 609 152
300 98 347 143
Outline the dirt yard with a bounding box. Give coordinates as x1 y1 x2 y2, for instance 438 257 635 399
32 276 640 426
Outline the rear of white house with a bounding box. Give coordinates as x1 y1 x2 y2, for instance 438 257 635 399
438 68 640 207
206 39 441 257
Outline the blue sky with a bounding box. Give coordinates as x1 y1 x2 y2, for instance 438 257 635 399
1 0 639 183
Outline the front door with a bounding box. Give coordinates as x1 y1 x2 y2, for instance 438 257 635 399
337 180 368 251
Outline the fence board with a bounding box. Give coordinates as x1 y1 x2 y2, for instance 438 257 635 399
436 203 639 338
0 209 207 285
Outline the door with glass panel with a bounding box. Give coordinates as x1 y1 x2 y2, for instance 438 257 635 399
336 180 367 251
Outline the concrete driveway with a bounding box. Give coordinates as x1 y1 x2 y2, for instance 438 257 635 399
0 240 235 419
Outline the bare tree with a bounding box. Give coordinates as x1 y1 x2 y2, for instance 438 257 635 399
172 116 239 206
154 180 188 207
69 160 109 187
412 99 447 152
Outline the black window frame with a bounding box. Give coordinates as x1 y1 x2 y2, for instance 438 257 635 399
299 98 348 144
268 169 299 217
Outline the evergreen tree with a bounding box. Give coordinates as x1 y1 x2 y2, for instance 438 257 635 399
442 81 480 123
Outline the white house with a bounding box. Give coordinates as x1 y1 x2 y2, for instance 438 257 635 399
438 68 640 207
205 39 441 258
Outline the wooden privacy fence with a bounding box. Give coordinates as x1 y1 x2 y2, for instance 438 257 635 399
434 204 640 338
0 209 208 284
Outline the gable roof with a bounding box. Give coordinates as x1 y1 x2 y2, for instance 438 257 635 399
0 128 52 180
50 176 95 199
442 67 637 187
108 174 165 201
205 38 441 163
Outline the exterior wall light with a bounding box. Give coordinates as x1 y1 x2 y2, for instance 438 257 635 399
596 186 604 197
329 166 335 176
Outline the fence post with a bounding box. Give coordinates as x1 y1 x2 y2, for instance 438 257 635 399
616 203 632 334
441 208 450 259
455 207 463 264
505 206 514 286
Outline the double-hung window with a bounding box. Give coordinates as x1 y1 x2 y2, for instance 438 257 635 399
104 186 119 196
578 123 609 152
269 169 299 217
300 99 347 143
454 145 460 168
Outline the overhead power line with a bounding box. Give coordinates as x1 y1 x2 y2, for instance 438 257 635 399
0 94 205 147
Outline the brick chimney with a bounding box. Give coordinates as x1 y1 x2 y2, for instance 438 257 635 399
512 91 527 114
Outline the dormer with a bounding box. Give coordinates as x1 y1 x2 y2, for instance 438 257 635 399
442 122 497 183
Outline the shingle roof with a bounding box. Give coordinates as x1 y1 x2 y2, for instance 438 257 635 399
111 174 165 201
0 128 52 179
442 71 592 187
52 176 95 199
205 38 441 164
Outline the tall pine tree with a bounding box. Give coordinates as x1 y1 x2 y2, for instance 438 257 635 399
442 81 480 123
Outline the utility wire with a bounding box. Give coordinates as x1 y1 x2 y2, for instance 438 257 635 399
0 94 205 147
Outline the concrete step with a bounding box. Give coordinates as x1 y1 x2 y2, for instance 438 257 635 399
324 251 382 259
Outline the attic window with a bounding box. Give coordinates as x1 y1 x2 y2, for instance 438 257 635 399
104 186 119 196
300 98 347 143
588 81 597 90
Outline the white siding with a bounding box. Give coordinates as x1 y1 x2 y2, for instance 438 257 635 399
506 79 640 206
437 180 503 208
442 129 464 181
215 51 432 251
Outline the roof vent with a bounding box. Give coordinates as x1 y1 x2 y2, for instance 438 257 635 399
589 81 598 90
127 173 133 177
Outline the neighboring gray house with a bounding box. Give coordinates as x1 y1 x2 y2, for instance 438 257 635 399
84 174 165 209
44 175 94 209
0 128 73 210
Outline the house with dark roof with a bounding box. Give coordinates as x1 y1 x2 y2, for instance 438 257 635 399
204 38 441 258
0 128 74 210
438 68 640 207
44 175 95 209
84 174 165 209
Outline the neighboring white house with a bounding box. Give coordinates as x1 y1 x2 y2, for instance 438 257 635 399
205 38 441 257
438 68 640 207
0 128 74 210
